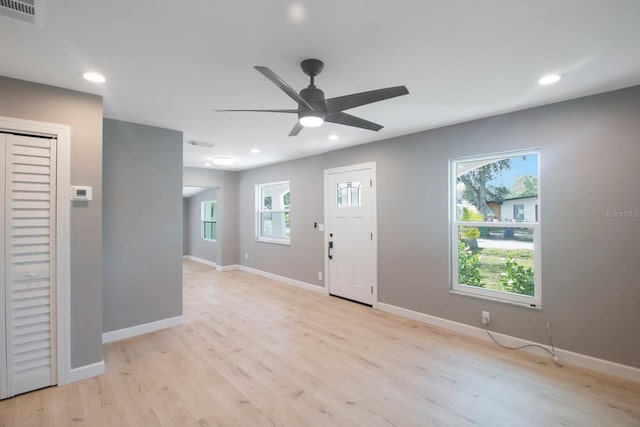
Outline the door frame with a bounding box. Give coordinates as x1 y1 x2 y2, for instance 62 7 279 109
0 116 71 386
323 162 378 308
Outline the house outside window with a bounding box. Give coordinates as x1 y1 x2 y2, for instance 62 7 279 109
450 150 541 307
502 197 537 222
202 201 217 241
256 181 290 244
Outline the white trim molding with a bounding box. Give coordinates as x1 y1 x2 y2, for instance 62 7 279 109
238 266 324 294
69 360 105 383
378 303 640 384
216 264 241 272
183 255 217 268
195 259 324 293
0 116 71 386
102 315 185 344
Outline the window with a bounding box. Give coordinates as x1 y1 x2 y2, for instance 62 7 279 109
513 204 525 221
202 201 217 241
450 150 541 307
256 181 290 244
337 181 361 207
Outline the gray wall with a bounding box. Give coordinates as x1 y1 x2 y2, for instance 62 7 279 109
0 76 103 369
238 155 325 283
103 119 183 332
183 168 239 267
186 188 219 263
236 86 640 369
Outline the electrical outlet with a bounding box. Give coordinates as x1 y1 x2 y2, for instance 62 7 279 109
318 272 323 281
244 252 248 260
482 311 490 325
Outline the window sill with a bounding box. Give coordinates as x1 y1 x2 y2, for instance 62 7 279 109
449 290 542 310
202 239 217 243
256 238 291 246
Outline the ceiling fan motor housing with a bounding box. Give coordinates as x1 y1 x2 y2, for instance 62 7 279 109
299 86 327 120
300 59 324 77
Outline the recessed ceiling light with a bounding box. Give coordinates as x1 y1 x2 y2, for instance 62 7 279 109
83 72 106 83
212 157 234 166
538 74 562 85
287 3 307 24
250 148 260 154
328 134 339 141
204 163 212 167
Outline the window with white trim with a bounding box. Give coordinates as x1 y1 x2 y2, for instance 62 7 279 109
256 181 290 244
450 150 541 307
202 200 217 241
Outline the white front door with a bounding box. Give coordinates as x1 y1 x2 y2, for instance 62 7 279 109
324 163 377 306
1 133 57 399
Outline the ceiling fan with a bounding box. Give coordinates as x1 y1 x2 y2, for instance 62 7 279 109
213 59 409 136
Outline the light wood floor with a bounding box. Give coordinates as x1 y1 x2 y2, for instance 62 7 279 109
2 260 640 426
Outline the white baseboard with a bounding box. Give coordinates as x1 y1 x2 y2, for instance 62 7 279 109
102 315 185 344
205 263 324 295
216 264 240 272
69 360 105 383
378 303 640 383
184 255 217 268
234 265 324 294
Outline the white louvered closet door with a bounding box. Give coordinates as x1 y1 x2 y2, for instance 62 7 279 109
0 133 57 399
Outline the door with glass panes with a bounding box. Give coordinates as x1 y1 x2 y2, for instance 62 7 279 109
325 163 377 306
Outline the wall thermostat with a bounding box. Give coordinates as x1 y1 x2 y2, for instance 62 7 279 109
70 186 92 201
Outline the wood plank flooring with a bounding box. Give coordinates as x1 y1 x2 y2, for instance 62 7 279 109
1 259 639 426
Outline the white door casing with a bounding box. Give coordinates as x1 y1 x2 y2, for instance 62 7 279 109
0 133 6 398
0 116 71 396
324 162 377 307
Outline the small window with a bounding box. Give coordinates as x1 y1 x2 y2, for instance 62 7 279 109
450 150 541 307
256 181 290 244
513 204 525 221
202 201 217 241
337 181 361 207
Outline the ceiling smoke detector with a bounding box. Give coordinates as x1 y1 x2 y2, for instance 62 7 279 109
187 140 215 148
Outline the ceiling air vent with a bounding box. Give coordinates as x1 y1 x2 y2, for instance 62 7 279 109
0 0 38 25
187 140 216 148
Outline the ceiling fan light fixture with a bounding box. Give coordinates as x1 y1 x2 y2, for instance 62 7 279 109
299 115 324 127
213 59 408 136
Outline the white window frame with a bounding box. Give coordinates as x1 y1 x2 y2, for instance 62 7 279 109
449 149 542 308
256 180 291 245
201 200 217 242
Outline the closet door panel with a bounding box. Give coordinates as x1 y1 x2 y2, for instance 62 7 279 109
3 134 56 398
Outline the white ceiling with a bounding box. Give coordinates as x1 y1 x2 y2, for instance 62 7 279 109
2 1 640 171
